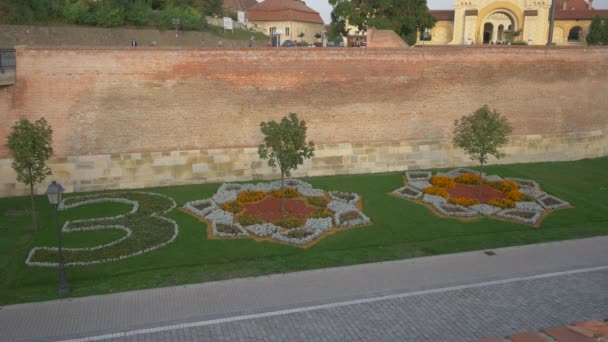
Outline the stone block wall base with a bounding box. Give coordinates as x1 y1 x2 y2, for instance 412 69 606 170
1 130 606 198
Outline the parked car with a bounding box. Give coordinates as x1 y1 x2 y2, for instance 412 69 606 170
282 40 295 47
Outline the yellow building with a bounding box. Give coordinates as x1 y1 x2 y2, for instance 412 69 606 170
419 0 608 45
245 0 325 44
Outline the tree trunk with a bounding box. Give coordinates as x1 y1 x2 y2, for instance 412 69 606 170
478 161 484 199
281 172 285 217
30 182 38 233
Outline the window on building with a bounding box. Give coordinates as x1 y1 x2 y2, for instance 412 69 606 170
285 27 290 36
270 27 276 35
568 26 582 42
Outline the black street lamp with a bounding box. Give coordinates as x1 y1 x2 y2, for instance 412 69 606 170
547 0 556 46
46 181 70 296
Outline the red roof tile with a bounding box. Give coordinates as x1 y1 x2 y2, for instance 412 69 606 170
555 9 608 19
246 0 324 24
556 0 591 11
430 10 455 21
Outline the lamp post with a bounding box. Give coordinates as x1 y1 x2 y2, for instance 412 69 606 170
172 18 181 43
47 181 70 296
547 0 556 46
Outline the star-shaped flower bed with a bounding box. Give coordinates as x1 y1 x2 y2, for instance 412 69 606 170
181 179 371 247
391 168 571 226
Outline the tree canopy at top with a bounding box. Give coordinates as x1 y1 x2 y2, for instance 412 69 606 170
329 0 437 46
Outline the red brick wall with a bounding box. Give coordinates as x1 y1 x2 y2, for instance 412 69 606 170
1 46 607 158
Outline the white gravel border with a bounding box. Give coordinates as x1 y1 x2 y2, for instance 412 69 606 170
496 209 542 225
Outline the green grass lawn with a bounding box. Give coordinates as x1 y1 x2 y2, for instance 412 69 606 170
1 157 607 305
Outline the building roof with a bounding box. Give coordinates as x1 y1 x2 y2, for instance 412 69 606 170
428 5 608 21
552 0 608 19
246 0 324 24
223 0 259 13
429 10 455 21
555 9 608 19
556 0 590 11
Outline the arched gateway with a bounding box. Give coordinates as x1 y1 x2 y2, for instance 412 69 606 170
420 0 608 46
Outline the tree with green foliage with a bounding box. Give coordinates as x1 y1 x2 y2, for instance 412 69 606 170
202 0 223 17
603 16 608 45
586 15 604 45
329 0 436 46
6 118 54 232
94 4 125 27
258 113 315 215
125 0 149 26
452 106 512 197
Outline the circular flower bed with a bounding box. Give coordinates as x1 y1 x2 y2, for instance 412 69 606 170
182 180 371 247
392 169 571 226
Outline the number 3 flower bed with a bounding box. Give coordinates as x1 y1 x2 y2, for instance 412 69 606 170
181 179 371 247
391 168 571 226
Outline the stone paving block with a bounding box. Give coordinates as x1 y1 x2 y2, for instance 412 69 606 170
508 332 548 342
475 338 503 342
568 320 608 339
543 326 595 342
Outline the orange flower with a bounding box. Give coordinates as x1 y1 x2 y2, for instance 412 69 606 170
448 197 479 207
423 186 449 198
237 191 266 203
271 187 300 199
489 198 515 209
455 173 482 185
429 176 456 188
505 190 524 202
490 180 519 193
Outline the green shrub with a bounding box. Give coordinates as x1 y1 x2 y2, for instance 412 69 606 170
287 229 313 239
7 0 61 24
125 0 149 26
511 40 528 45
221 201 242 214
238 215 263 226
94 5 125 27
273 217 305 229
307 196 328 208
157 6 206 31
310 208 331 218
63 1 96 25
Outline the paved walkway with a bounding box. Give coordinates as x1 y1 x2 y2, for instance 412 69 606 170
1 236 607 342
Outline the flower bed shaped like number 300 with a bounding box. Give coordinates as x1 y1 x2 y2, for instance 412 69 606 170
182 179 371 247
26 192 178 267
391 168 571 226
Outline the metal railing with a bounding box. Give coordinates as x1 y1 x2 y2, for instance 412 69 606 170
0 49 16 69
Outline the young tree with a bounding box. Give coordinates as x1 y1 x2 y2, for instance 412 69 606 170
586 15 604 45
258 113 315 215
329 0 436 46
6 118 54 232
452 106 512 197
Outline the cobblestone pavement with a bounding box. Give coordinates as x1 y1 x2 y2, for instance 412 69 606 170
3 237 607 342
72 268 608 342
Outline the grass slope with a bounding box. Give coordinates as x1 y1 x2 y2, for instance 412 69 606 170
1 157 607 305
